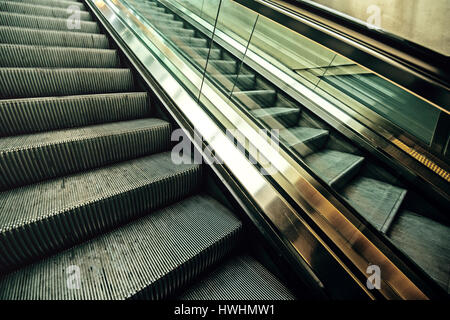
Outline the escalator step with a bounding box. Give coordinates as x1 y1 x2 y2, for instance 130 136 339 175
0 194 241 299
0 68 133 99
158 26 195 38
233 90 277 109
181 46 221 60
145 16 183 28
139 8 174 20
388 210 450 292
212 74 256 91
304 149 364 189
0 12 99 34
341 177 407 233
279 126 329 157
7 0 86 10
0 26 110 48
205 60 238 74
0 44 119 68
0 92 150 136
0 152 202 273
0 118 171 189
251 107 301 129
174 36 207 48
179 255 295 300
0 1 92 20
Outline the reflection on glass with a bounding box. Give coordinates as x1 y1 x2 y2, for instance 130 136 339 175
121 0 449 293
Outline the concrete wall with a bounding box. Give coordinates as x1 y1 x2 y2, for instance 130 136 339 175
311 0 450 56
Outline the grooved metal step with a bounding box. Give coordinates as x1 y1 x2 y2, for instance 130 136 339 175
182 46 221 60
205 60 238 74
0 26 109 48
158 26 195 37
0 44 119 68
0 118 172 189
251 107 301 129
0 1 92 20
0 92 150 137
304 149 364 189
388 210 450 292
279 126 329 157
174 36 207 48
0 152 203 274
179 255 295 300
212 74 256 91
0 68 133 99
139 8 174 20
148 17 183 28
0 194 242 299
6 0 86 10
342 177 407 233
0 12 99 34
233 90 277 109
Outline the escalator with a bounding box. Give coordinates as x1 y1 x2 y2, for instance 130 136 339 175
0 0 296 299
125 0 449 293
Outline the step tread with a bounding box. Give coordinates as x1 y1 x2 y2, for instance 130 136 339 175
0 11 99 34
0 26 109 48
0 92 150 136
388 210 450 292
0 152 202 272
0 44 118 68
0 118 171 189
0 118 168 151
251 107 299 118
0 68 133 99
342 177 407 232
0 194 241 299
179 255 294 300
279 126 329 147
0 1 92 20
6 0 86 10
0 151 193 230
305 149 364 188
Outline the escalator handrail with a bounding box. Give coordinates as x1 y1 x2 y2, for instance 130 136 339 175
232 0 450 114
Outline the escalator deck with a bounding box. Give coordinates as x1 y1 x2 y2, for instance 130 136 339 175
0 0 295 300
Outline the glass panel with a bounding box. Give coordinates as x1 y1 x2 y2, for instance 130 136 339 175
245 14 441 144
299 0 450 56
117 0 448 292
198 0 259 97
239 11 449 291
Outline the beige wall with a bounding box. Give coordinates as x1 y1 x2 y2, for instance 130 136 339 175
312 0 450 55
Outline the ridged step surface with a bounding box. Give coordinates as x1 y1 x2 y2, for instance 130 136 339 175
251 107 301 129
342 177 407 233
7 0 86 10
304 150 364 189
0 194 241 299
0 118 171 189
0 92 150 136
0 1 92 20
279 127 329 157
0 26 109 48
0 152 202 273
179 255 295 300
0 68 133 98
388 211 450 292
233 90 277 109
0 12 99 34
0 44 118 68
